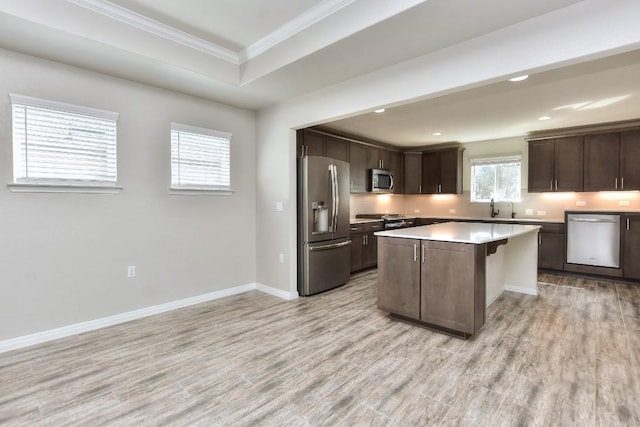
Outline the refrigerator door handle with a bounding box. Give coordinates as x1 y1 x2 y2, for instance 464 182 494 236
331 164 339 232
308 240 351 251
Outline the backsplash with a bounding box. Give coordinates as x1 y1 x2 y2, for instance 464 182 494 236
351 191 640 221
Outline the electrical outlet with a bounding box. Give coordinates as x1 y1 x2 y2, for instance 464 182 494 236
448 209 456 214
619 200 630 207
127 266 136 278
537 210 546 216
414 209 421 213
278 253 284 263
525 209 534 216
576 200 586 206
275 202 283 212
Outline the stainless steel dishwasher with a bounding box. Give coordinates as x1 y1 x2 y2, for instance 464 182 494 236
566 213 620 268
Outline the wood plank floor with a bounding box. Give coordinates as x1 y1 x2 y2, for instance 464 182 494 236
1 270 640 426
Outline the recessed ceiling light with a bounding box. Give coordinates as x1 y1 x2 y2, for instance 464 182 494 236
374 108 385 113
538 116 552 121
432 132 442 136
509 75 529 82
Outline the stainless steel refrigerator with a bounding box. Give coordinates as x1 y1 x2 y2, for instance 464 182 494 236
297 156 351 296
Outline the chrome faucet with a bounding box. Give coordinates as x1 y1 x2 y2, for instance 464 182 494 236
490 198 499 218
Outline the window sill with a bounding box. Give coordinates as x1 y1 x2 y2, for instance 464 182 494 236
8 183 123 194
169 188 234 196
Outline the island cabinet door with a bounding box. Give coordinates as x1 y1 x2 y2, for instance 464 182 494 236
420 241 485 335
377 237 421 319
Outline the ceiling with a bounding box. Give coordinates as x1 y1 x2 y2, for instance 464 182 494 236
1 0 639 147
325 49 640 146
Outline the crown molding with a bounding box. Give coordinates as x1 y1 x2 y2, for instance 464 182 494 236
68 0 357 67
239 0 358 63
67 0 240 64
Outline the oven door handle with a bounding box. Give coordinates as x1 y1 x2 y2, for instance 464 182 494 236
386 220 408 229
569 217 618 223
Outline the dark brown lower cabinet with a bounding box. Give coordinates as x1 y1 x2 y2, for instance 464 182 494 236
623 214 640 280
350 221 383 273
537 223 565 270
364 233 378 268
350 232 364 272
377 238 420 318
421 241 485 334
377 237 486 336
538 232 564 270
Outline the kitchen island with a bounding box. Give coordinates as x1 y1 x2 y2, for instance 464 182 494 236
375 222 540 338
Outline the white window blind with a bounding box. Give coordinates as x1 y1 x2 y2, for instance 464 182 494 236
470 155 522 202
11 94 118 187
170 123 231 191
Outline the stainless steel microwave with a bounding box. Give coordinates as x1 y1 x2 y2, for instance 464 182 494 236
368 168 394 193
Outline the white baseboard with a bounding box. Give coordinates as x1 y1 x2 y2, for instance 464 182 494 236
505 284 538 296
486 289 505 307
0 282 296 354
256 282 299 300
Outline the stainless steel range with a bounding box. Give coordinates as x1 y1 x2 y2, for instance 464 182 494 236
355 213 415 229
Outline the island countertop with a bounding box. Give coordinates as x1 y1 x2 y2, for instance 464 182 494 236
374 222 540 244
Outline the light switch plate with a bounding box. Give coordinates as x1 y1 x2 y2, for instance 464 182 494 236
576 200 586 206
448 209 456 214
525 208 534 216
414 209 421 213
275 202 283 212
537 210 546 216
619 200 630 206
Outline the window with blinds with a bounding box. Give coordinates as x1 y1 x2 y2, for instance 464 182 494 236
470 155 522 202
170 123 231 192
10 94 118 188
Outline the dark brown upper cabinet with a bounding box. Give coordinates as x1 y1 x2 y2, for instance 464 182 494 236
528 136 583 192
421 147 464 194
584 131 640 191
349 142 368 193
404 152 423 194
388 150 404 193
324 135 349 162
620 131 640 190
297 129 348 162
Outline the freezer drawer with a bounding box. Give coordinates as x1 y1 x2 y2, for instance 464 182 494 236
567 214 620 268
300 238 351 296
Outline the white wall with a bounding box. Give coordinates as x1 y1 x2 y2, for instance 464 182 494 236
0 49 257 341
255 0 640 294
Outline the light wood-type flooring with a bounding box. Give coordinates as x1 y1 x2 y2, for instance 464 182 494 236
1 270 640 426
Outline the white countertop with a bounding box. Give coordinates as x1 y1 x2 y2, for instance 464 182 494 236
417 215 563 224
375 222 540 244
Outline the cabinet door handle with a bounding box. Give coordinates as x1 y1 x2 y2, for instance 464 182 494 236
621 177 624 189
413 244 417 262
419 184 422 194
627 218 631 230
555 180 558 191
538 234 542 245
550 180 553 191
362 235 366 246
615 178 618 189
421 243 425 263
